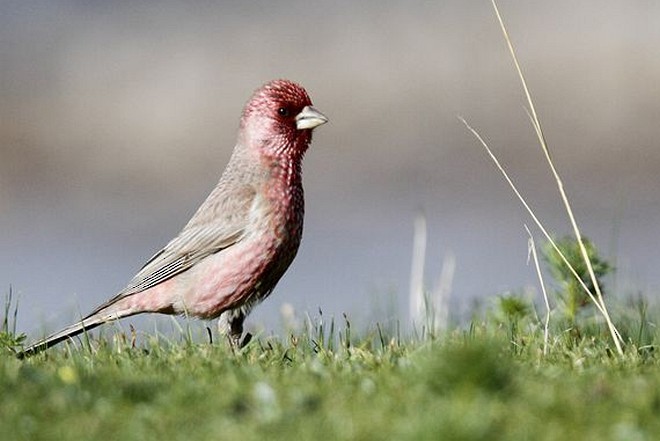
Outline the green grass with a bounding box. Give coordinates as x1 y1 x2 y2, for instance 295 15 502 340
2 309 660 441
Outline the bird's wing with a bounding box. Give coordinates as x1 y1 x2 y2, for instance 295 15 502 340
89 184 257 315
122 224 245 295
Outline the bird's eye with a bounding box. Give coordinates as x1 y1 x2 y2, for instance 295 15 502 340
278 107 290 117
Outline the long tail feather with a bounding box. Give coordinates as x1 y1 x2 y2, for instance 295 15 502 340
16 309 132 359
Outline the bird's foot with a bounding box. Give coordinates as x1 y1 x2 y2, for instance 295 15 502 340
229 332 252 350
218 312 251 351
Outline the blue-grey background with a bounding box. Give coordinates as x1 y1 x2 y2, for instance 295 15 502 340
2 1 659 337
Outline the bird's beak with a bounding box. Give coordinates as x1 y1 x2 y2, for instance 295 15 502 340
295 106 328 130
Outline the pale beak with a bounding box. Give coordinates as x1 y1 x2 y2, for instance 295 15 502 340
295 105 328 130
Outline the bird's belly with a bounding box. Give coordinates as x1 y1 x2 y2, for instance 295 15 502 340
175 229 300 319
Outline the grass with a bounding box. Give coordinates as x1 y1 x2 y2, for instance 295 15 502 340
0 227 656 441
2 307 660 441
460 0 623 354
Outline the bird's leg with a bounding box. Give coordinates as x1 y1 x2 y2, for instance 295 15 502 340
227 312 245 348
218 310 252 349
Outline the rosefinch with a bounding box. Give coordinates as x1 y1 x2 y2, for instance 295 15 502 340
18 79 327 358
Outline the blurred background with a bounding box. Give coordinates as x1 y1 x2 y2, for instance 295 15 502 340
2 1 659 337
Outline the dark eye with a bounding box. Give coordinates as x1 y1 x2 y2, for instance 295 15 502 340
278 107 290 117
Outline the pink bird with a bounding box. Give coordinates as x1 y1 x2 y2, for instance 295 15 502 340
18 79 328 358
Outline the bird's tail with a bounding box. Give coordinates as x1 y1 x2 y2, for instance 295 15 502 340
16 308 133 359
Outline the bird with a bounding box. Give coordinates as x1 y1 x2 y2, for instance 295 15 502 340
17 79 328 358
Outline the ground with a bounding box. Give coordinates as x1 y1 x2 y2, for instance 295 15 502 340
2 313 659 441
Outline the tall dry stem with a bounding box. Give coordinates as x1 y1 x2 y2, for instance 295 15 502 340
484 0 623 354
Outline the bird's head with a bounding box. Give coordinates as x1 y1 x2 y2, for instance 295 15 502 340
239 79 328 161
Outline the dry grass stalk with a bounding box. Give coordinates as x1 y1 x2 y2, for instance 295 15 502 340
464 0 623 354
525 225 550 356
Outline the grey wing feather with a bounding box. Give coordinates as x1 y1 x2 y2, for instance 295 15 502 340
122 225 245 295
89 184 256 315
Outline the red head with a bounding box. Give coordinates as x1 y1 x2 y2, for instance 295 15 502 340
239 80 327 161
